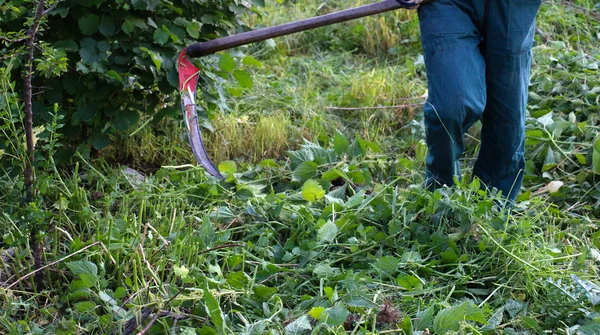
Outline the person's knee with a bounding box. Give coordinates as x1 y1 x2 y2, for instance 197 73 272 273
423 96 472 134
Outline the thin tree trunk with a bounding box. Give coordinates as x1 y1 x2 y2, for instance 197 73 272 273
24 0 47 287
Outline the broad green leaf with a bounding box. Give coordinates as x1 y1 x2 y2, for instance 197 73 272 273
284 315 311 335
219 54 236 72
373 256 399 277
308 306 325 320
139 47 162 71
173 264 189 278
333 132 350 155
301 180 325 202
292 161 318 183
153 26 170 45
114 287 127 299
78 14 100 36
186 21 201 38
105 70 122 82
317 221 338 243
397 274 423 291
233 70 253 88
414 305 435 330
54 40 78 51
313 263 338 278
74 301 96 313
79 38 99 63
343 295 379 309
67 260 98 276
323 305 349 326
481 307 504 331
242 55 262 67
122 21 134 34
433 301 485 334
203 286 224 330
253 285 278 302
226 272 248 288
218 161 237 175
440 247 459 264
99 291 116 305
99 16 116 36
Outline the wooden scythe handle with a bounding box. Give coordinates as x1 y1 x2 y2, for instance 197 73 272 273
186 0 428 58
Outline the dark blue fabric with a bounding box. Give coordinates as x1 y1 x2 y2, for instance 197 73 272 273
418 0 541 202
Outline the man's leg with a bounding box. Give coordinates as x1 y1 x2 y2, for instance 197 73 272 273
474 0 541 202
418 0 487 189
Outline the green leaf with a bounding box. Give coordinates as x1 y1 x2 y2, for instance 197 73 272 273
233 70 253 88
373 256 399 277
99 16 116 36
105 70 122 82
242 55 262 68
317 221 338 243
433 301 485 334
67 260 98 277
313 263 338 278
309 306 325 320
153 26 170 45
218 161 237 175
173 264 189 278
414 305 435 330
122 20 134 34
481 307 504 331
139 47 162 71
54 40 78 52
441 248 459 264
253 285 278 302
114 287 127 299
74 301 96 313
226 272 248 288
397 274 423 291
219 54 236 72
292 161 318 183
284 315 311 335
78 14 100 36
301 180 325 202
186 21 201 39
203 286 224 331
323 305 349 326
333 132 350 155
343 295 379 309
79 38 99 64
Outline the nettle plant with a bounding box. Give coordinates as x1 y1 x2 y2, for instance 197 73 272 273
0 0 263 154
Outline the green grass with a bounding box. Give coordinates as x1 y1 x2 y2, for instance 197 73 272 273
1 0 600 334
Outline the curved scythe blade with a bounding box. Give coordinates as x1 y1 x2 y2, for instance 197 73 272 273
178 50 224 179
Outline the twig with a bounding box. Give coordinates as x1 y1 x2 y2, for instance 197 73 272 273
326 103 424 111
120 307 152 335
198 243 245 255
5 241 100 290
99 242 117 265
24 0 47 288
135 310 187 335
41 2 58 15
0 36 28 44
145 223 170 247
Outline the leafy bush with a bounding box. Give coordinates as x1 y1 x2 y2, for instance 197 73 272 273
0 0 262 156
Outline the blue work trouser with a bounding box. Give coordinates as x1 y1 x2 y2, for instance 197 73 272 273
418 0 541 202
